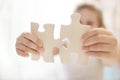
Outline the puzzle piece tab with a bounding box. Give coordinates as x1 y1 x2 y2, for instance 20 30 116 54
60 13 91 64
31 22 60 62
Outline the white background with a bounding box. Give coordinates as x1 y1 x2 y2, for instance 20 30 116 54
0 0 120 80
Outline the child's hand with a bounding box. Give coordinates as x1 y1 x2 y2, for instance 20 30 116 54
15 32 59 57
82 28 120 65
15 32 44 57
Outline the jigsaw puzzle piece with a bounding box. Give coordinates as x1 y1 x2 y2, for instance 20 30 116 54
31 22 60 62
43 24 61 62
60 13 91 64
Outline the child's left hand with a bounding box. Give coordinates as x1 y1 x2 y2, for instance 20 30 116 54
82 28 120 66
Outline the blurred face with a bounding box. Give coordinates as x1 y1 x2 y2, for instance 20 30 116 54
78 8 100 28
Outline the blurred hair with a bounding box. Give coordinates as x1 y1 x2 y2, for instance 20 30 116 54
75 4 105 28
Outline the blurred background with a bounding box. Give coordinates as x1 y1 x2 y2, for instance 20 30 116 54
0 0 120 80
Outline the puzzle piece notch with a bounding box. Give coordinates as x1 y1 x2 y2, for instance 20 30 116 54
60 13 91 64
31 22 61 62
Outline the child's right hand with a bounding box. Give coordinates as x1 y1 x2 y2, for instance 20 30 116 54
15 32 44 57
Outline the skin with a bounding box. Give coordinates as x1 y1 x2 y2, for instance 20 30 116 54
15 8 120 66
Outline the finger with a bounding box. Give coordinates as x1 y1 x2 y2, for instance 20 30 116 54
16 48 29 57
82 28 112 41
83 34 114 46
37 47 44 54
22 32 43 47
17 37 37 50
24 34 43 47
82 43 112 52
86 51 109 59
16 43 39 55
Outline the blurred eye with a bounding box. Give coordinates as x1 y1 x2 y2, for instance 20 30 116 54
87 21 93 25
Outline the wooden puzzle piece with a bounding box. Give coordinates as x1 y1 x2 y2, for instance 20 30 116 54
60 13 91 64
31 22 60 62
